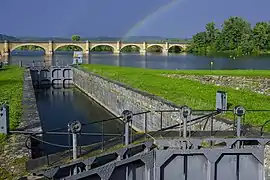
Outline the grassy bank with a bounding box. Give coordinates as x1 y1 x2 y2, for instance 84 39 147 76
0 66 24 143
80 64 270 130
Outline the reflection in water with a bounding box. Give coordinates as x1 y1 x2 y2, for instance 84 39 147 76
5 51 270 70
35 87 123 154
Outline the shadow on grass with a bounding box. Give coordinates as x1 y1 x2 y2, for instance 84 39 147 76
0 68 7 71
0 79 22 86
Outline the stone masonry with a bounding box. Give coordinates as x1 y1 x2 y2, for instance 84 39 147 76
72 67 234 133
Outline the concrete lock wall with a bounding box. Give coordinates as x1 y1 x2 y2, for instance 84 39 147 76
22 69 43 158
72 68 234 132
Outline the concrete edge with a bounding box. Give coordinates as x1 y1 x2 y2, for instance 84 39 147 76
17 69 43 158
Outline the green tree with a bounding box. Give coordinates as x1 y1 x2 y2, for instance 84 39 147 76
252 22 270 51
238 33 253 54
205 22 219 48
72 35 81 41
187 16 269 56
219 16 251 51
188 32 207 54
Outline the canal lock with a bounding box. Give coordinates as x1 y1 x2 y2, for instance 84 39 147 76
29 66 124 159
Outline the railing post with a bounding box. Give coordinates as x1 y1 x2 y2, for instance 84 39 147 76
181 106 192 139
160 111 163 130
144 113 148 140
210 115 214 136
122 110 133 180
72 133 77 160
178 108 182 137
233 106 246 148
102 118 104 151
68 120 82 175
122 110 133 146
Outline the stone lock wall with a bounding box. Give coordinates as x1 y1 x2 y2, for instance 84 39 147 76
72 68 234 132
73 68 181 132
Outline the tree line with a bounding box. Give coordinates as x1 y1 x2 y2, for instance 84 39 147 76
187 16 270 56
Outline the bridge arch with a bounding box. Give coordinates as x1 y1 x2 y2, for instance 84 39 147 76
90 44 116 52
120 44 141 52
54 44 85 52
168 45 184 53
146 44 164 52
10 44 47 53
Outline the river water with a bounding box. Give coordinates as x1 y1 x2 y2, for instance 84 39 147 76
4 51 270 69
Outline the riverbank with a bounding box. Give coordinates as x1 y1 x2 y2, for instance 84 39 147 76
0 66 43 180
0 66 24 143
0 65 25 179
191 49 270 57
80 64 270 131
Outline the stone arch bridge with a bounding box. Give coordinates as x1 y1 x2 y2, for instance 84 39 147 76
0 40 189 56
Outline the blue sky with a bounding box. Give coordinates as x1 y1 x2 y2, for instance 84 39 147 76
1 0 270 38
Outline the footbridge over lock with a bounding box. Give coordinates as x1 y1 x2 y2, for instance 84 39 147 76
0 40 189 56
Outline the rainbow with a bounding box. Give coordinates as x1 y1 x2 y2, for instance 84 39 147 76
122 0 185 40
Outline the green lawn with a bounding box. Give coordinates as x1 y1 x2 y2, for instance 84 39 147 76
0 65 24 142
80 64 270 130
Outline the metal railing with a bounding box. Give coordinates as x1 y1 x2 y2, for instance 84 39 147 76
2 102 270 172
6 106 269 159
26 105 270 180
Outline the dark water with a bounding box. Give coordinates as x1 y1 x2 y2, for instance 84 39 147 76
35 86 124 154
2 51 270 69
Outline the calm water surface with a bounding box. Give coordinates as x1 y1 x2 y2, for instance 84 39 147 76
35 87 123 154
3 51 270 69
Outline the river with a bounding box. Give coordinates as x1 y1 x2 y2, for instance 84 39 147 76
3 51 270 69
